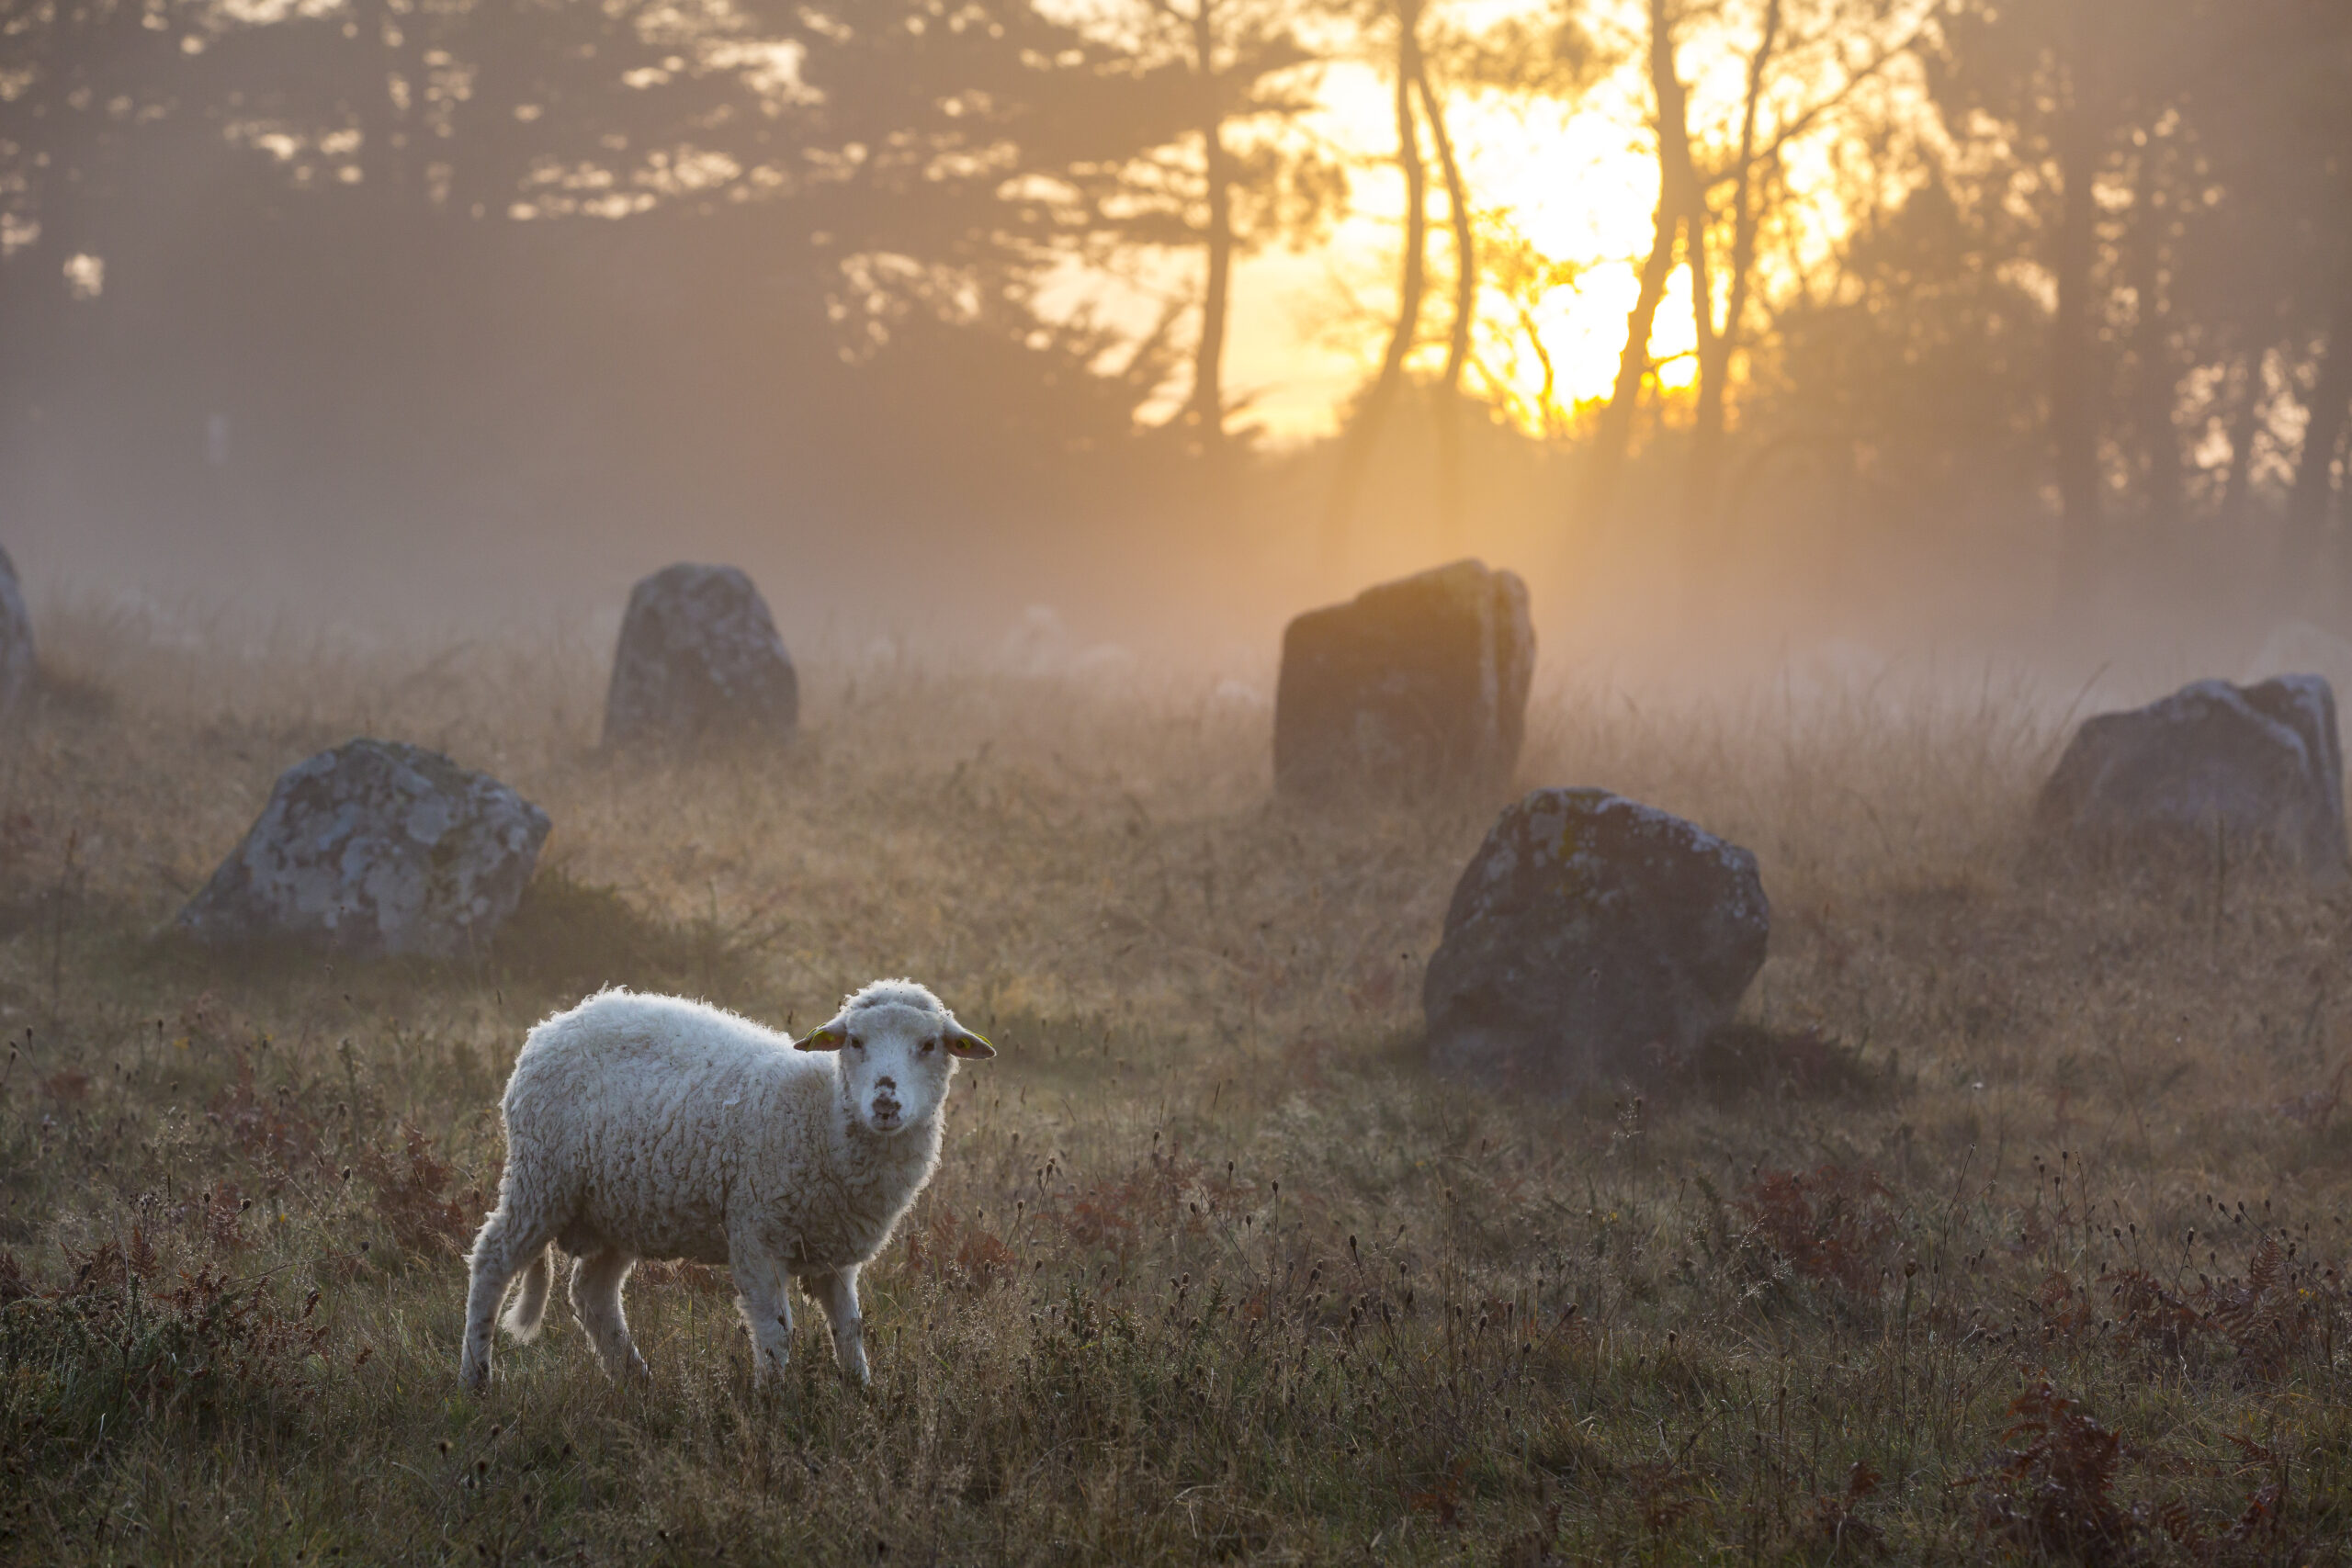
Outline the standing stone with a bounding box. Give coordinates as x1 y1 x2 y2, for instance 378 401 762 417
2034 675 2347 883
1424 788 1770 1092
1274 559 1533 803
0 544 34 721
179 739 551 958
603 563 797 751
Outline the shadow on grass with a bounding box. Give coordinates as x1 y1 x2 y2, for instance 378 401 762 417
490 868 757 998
28 665 120 725
108 869 755 1010
1684 1021 1895 1103
1399 1019 1899 1111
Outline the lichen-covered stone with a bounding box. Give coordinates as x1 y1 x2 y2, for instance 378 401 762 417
2034 675 2347 883
603 563 797 750
178 739 550 958
1274 559 1533 803
0 544 34 721
1424 788 1770 1092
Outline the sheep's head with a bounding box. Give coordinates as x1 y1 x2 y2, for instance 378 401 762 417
796 979 993 1135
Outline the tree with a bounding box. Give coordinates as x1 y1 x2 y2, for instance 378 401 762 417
2237 9 2352 595
1926 0 2220 597
1413 29 1475 547
1581 0 1690 533
0 0 1212 586
1474 214 1580 441
1583 0 1924 542
1317 0 1597 565
1095 0 1334 458
1319 0 1431 570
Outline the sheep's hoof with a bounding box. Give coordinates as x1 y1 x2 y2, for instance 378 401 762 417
459 1361 490 1396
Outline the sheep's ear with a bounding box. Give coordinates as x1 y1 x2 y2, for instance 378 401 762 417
944 1022 995 1060
795 1021 850 1052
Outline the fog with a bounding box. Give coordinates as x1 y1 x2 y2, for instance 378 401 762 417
5 0 2347 706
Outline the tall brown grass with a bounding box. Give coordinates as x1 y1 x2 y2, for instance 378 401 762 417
4 607 2351 1563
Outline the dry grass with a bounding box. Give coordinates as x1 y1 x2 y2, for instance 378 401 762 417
5 610 2352 1564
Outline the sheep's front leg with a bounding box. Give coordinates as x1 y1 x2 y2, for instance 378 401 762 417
804 1265 869 1385
728 1240 794 1382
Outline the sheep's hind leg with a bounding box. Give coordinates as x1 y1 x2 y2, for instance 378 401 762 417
460 1203 555 1393
805 1266 869 1386
728 1245 794 1382
568 1248 649 1381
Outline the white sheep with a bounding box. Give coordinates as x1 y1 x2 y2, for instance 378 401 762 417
458 979 993 1392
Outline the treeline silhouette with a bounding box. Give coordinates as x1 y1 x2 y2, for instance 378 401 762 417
0 0 1226 626
3 0 2349 648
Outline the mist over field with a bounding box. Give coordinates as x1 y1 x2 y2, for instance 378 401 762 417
7 0 2352 1562
5 0 2349 692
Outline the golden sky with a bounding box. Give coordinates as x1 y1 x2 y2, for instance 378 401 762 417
1217 61 1685 443
1132 1 1925 445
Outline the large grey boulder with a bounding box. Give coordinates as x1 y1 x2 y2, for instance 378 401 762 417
0 544 33 721
1424 788 1770 1092
1274 559 1533 803
2034 675 2347 883
179 739 550 958
603 563 797 750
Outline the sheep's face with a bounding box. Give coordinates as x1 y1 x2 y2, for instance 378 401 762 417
797 1000 993 1135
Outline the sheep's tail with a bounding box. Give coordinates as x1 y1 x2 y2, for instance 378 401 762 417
501 1246 553 1343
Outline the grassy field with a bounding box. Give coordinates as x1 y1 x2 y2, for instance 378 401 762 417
5 612 2352 1565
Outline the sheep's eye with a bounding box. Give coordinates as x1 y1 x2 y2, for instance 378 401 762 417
922 1039 936 1054
849 1037 865 1051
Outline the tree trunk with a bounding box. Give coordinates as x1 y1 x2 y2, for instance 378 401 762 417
1581 0 1685 529
2218 347 2264 524
1689 0 1778 538
1320 0 1427 574
1189 0 1233 459
2049 87 2105 599
1635 0 1716 552
2127 141 2183 531
1586 218 1676 525
351 0 401 194
1678 190 1716 533
1414 55 1473 551
2284 285 2352 597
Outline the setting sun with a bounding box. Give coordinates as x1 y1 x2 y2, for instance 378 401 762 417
1118 0 1928 445
1219 59 1683 441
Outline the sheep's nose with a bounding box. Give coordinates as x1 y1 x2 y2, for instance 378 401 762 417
875 1076 897 1090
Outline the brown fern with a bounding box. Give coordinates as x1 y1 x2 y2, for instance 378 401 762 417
1967 1379 2144 1565
2197 1236 2309 1381
356 1125 472 1257
1739 1165 1899 1294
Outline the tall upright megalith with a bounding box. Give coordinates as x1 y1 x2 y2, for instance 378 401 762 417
1274 559 1533 803
604 563 798 752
